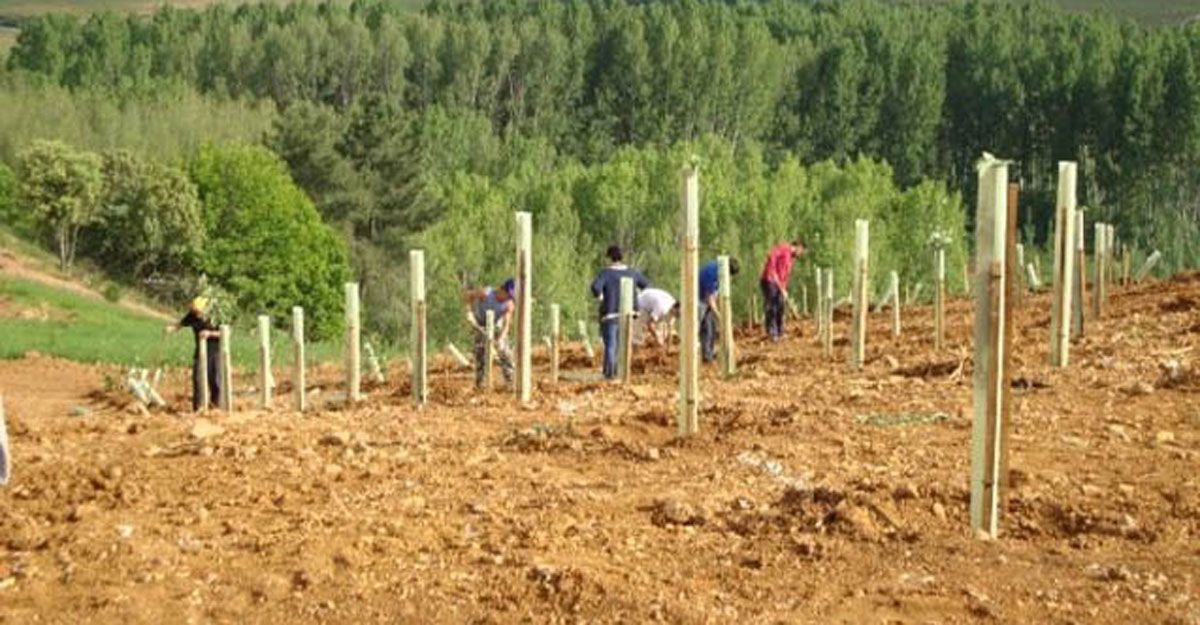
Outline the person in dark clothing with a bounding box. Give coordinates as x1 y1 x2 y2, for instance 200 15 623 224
699 257 740 363
463 278 516 389
590 245 649 379
164 297 221 411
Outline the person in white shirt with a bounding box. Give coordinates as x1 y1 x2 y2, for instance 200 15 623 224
636 287 679 346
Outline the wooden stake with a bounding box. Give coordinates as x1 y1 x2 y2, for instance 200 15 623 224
851 220 870 370
1049 162 1077 368
1026 263 1042 290
1001 175 1019 501
219 324 233 414
364 342 385 384
292 306 305 412
447 342 471 368
1015 243 1026 298
484 310 496 391
718 255 736 377
1121 244 1132 286
410 250 427 406
800 283 809 317
550 304 561 385
814 266 824 342
345 282 362 401
514 212 533 404
678 164 700 437
257 315 272 409
749 294 759 330
1136 250 1161 282
970 155 1011 539
577 319 595 360
1072 209 1086 339
823 268 834 358
1008 185 1022 309
934 247 946 351
617 277 634 383
890 270 900 338
198 333 210 412
963 259 971 295
1093 223 1106 319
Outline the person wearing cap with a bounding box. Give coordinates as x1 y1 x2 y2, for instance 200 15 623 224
590 245 649 379
760 239 807 342
636 287 679 347
164 297 222 410
699 257 739 363
463 279 516 389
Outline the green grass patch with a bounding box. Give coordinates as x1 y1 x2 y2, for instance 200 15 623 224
0 276 364 368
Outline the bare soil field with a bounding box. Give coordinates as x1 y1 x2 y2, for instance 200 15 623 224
0 275 1197 624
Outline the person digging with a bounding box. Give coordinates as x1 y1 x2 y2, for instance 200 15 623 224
164 297 221 411
463 279 516 389
760 239 807 342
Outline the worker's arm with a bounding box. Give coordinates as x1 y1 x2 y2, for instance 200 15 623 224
706 293 720 317
462 290 484 331
645 315 661 345
496 303 514 342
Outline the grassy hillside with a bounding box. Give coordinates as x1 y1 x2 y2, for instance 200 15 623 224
0 0 425 17
1055 0 1200 25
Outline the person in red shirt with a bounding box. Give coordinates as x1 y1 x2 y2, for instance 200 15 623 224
760 239 807 341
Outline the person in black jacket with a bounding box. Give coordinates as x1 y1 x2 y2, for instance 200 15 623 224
164 297 221 410
590 245 649 379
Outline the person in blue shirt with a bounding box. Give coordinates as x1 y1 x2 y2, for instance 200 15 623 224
699 257 739 363
463 279 516 389
590 245 649 379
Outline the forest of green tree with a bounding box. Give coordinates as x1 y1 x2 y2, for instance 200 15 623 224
0 0 1197 346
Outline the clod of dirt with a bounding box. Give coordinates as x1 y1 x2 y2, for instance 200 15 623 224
190 419 225 440
650 499 705 527
829 500 881 541
320 431 351 447
1119 381 1155 397
1155 431 1175 444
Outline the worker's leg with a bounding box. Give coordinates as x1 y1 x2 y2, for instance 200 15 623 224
600 319 619 378
192 355 203 411
207 342 222 408
700 303 716 362
473 331 487 388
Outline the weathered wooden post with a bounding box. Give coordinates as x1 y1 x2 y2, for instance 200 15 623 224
822 268 834 358
1072 209 1087 339
889 270 901 338
364 343 385 384
963 259 971 295
749 294 759 330
292 306 305 412
1093 223 1106 319
410 250 427 406
550 304 561 385
1009 184 1023 309
1105 225 1116 290
718 255 736 377
800 283 809 317
345 282 362 402
1015 243 1027 296
0 395 8 486
514 212 533 404
1049 162 1077 368
618 277 634 383
257 315 273 409
219 324 233 414
446 343 471 369
1136 250 1161 282
197 335 210 412
1121 244 1132 286
577 319 595 360
484 309 496 391
970 154 1012 539
851 220 870 370
678 163 700 437
933 241 947 351
814 266 824 341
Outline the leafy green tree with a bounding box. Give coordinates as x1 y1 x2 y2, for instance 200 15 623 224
188 143 351 338
16 140 104 272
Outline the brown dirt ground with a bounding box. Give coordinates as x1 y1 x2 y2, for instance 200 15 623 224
0 274 1197 624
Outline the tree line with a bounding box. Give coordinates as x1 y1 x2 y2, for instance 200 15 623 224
1 0 1197 343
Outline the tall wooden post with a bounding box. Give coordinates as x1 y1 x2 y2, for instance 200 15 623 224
577 319 595 360
219 324 233 414
718 255 736 377
851 220 870 370
1049 162 1077 368
197 335 210 412
814 266 824 342
678 164 700 437
1072 209 1087 339
550 304 561 385
1136 250 1161 282
1092 223 1104 319
484 310 496 391
1105 225 1116 290
889 270 901 338
410 250 428 406
1121 244 1132 286
345 282 362 401
515 212 533 404
934 247 946 350
618 277 634 384
1008 185 1022 309
822 268 834 358
970 155 1011 539
800 283 809 317
1015 243 1026 298
0 395 8 486
1001 177 1019 494
257 315 272 409
292 306 305 412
